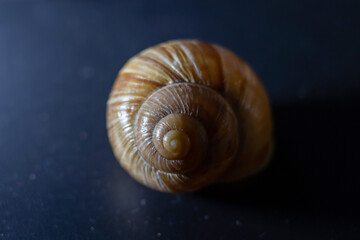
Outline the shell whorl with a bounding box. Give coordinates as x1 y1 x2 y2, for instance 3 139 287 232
107 40 273 192
134 83 238 176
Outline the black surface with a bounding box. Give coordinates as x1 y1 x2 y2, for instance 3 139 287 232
1 1 360 239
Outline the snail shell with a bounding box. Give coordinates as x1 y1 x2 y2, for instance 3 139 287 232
107 40 273 192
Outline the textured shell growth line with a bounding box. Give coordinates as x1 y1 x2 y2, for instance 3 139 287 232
107 40 273 192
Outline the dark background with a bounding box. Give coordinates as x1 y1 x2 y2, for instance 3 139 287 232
1 0 360 239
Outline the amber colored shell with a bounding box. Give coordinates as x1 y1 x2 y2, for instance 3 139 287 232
106 40 273 192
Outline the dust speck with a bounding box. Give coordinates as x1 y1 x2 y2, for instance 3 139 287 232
79 131 88 140
29 173 36 181
39 112 50 122
79 66 95 79
89 218 96 224
131 208 140 214
140 198 146 206
170 195 181 204
168 218 174 226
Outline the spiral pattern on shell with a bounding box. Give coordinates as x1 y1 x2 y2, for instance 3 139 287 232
107 40 273 192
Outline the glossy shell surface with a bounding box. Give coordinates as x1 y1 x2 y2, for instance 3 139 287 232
107 40 273 192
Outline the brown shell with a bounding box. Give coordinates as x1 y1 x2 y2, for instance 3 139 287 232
106 40 273 192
